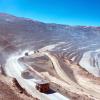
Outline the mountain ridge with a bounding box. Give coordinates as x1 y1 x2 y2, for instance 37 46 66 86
0 12 100 27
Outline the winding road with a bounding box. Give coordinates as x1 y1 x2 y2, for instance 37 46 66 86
4 50 100 100
4 52 69 100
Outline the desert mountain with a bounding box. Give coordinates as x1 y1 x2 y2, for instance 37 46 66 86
0 13 100 76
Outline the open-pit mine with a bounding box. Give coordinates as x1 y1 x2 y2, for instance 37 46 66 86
0 13 100 100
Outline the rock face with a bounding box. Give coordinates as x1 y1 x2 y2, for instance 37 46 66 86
0 13 100 76
79 50 100 77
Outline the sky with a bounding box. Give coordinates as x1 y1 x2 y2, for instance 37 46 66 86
0 0 100 26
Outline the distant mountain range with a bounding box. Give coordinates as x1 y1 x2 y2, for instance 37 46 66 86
0 13 100 76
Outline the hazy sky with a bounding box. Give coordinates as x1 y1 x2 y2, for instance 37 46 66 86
0 0 100 26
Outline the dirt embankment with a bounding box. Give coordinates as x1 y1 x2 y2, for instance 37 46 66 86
0 74 38 100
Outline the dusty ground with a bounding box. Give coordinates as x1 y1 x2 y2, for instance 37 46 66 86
20 55 59 78
17 52 100 100
50 82 92 100
21 54 93 99
0 74 38 100
54 52 100 84
63 57 100 85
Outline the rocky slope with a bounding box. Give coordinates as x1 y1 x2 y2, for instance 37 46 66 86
0 13 100 76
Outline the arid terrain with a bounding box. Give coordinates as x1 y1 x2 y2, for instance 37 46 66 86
0 13 100 100
0 74 37 100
